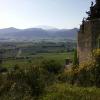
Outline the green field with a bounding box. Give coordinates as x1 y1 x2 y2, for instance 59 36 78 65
2 52 73 68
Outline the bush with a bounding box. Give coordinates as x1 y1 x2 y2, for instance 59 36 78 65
41 59 63 74
25 66 45 96
59 49 100 87
0 65 46 99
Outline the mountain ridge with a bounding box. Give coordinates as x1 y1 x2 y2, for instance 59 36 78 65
0 27 78 42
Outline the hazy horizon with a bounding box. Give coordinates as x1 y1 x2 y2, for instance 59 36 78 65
0 25 79 30
0 0 95 29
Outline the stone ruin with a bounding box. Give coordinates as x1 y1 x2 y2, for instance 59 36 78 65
78 0 100 63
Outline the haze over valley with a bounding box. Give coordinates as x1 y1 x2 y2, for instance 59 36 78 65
0 27 78 42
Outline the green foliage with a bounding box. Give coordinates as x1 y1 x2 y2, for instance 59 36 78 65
25 66 45 96
77 49 100 87
60 49 100 87
41 59 63 74
93 49 100 64
73 49 78 66
0 65 45 99
42 83 100 100
0 49 100 99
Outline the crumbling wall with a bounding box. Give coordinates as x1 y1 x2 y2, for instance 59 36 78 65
78 19 100 63
78 21 92 63
91 19 100 49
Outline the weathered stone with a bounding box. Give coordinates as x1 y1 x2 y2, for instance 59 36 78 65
78 0 100 63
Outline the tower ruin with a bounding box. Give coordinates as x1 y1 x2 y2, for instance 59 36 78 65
78 0 100 63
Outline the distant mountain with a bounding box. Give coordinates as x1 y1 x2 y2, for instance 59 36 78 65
0 27 78 42
0 27 20 34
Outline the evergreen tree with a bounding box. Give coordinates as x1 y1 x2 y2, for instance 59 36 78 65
73 49 79 66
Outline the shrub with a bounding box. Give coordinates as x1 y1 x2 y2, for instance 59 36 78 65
25 66 45 96
78 61 96 86
59 49 100 87
0 65 46 99
93 49 100 64
41 59 63 74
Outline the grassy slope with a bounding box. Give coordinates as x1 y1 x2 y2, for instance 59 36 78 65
1 52 100 100
42 83 100 100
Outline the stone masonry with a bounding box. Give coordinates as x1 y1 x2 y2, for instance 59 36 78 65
78 0 100 63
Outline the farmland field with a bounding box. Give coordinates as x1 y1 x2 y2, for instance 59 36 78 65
0 41 75 69
2 52 73 68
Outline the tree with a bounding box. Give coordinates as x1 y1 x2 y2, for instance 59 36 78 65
73 49 79 66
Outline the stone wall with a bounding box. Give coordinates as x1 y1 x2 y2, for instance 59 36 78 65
78 19 100 63
91 19 100 49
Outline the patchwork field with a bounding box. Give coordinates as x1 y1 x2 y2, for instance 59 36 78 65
2 52 73 68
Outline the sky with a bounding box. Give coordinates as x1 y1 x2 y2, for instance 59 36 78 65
0 0 95 29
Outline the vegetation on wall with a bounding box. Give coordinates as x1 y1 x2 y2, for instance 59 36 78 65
59 49 100 87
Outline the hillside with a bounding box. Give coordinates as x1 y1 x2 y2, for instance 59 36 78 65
0 27 78 42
